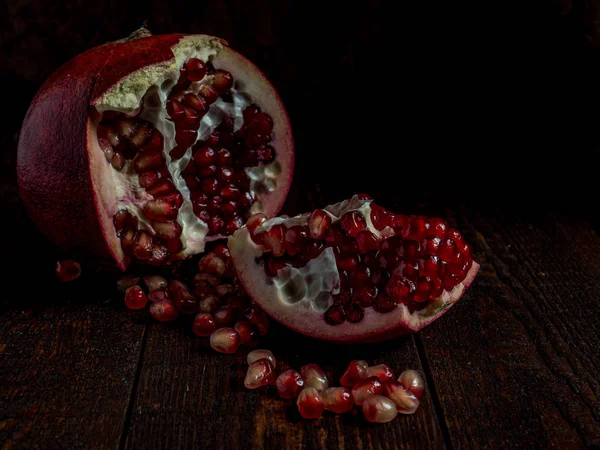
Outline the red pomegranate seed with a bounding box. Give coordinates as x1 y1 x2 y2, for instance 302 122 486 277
185 58 207 81
355 230 379 254
117 275 140 292
129 123 153 149
166 99 185 122
345 304 364 323
419 255 441 278
367 364 395 382
248 113 274 134
124 285 148 310
263 224 286 257
142 275 167 291
198 253 226 276
402 240 422 261
336 253 359 272
373 292 396 313
213 306 234 328
386 274 415 304
173 289 198 315
350 264 371 288
143 198 179 221
376 249 399 271
245 358 276 389
247 213 267 235
340 360 369 387
111 151 125 170
215 148 232 167
398 261 420 280
193 313 217 336
212 69 233 92
175 128 198 148
221 184 240 199
166 238 183 255
276 369 304 399
398 369 425 399
300 364 329 391
256 145 274 163
142 129 164 151
183 92 208 113
297 387 324 419
146 180 176 197
247 349 276 366
351 376 384 405
243 104 260 123
362 395 398 423
339 211 367 237
148 288 170 303
217 166 234 184
371 268 389 289
198 295 220 313
133 230 153 260
152 220 182 240
322 387 354 414
383 380 420 414
299 240 325 260
149 300 178 322
221 200 237 217
209 327 241 354
197 163 217 179
283 226 309 256
357 193 372 200
413 276 433 303
162 191 184 208
225 216 244 234
245 307 270 336
55 259 81 282
182 106 200 127
422 236 442 256
307 209 332 239
138 168 167 189
194 145 216 165
324 305 346 325
199 85 219 104
234 321 259 346
370 203 392 230
199 177 219 196
402 216 427 241
120 229 136 255
148 242 169 265
207 215 224 234
115 117 137 139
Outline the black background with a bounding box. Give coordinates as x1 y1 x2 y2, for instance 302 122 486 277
2 0 599 232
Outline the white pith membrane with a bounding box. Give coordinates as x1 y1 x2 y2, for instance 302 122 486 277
229 195 480 342
87 36 292 267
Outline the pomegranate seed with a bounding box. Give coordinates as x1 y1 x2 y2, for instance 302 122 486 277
129 123 153 149
276 370 304 399
124 285 148 310
243 104 260 123
322 387 354 414
117 275 140 292
248 113 274 134
199 177 219 196
429 218 448 238
373 292 396 313
263 224 286 256
350 264 371 288
209 327 240 354
357 193 372 200
403 240 422 261
225 216 244 234
212 69 233 92
142 130 164 151
213 306 234 328
216 166 234 184
115 117 137 138
120 229 136 255
175 128 198 148
143 198 179 221
148 243 169 265
362 395 398 423
355 230 380 254
284 225 309 256
300 364 329 391
185 58 207 81
340 360 369 387
296 387 324 419
182 106 200 127
352 285 377 307
324 305 346 325
216 148 232 166
193 313 217 337
146 180 176 197
352 376 384 405
133 230 153 260
111 151 125 170
402 216 427 241
139 169 166 189
183 93 208 113
367 364 395 382
149 300 178 322
198 253 226 276
247 213 267 235
345 304 364 323
194 145 216 166
245 307 270 336
336 253 359 272
142 275 167 291
212 244 230 260
398 369 425 399
419 255 441 278
221 184 240 199
383 380 420 414
197 164 217 179
339 211 367 237
386 274 415 304
166 238 183 255
199 85 219 104
166 99 185 121
234 321 259 346
152 220 183 240
55 259 81 282
377 249 399 271
398 261 420 280
244 358 276 389
371 268 389 289
256 145 275 163
370 203 392 230
173 289 198 315
198 295 220 313
308 209 332 239
247 349 276 366
148 288 170 303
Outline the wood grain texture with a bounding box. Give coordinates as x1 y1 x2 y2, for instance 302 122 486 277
418 213 600 449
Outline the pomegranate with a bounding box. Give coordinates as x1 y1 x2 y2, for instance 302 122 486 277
228 195 479 342
18 30 294 270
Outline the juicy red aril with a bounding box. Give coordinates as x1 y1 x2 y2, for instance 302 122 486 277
193 313 216 337
377 248 399 271
243 104 260 123
124 285 148 310
199 85 219 104
209 327 240 354
143 275 167 291
324 305 345 325
413 276 433 303
133 231 153 260
183 93 208 113
351 376 384 405
247 349 276 366
175 128 197 148
194 145 216 165
339 211 367 237
403 240 421 261
276 370 304 399
148 288 170 303
244 358 276 389
147 180 175 197
419 255 441 278
225 216 244 234
212 70 233 92
398 369 425 399
370 203 392 230
340 360 368 387
247 213 267 234
352 285 377 307
217 166 234 183
300 364 329 391
386 275 415 304
139 168 168 189
367 364 395 382
221 185 240 199
153 221 182 240
308 209 332 239
256 146 274 162
322 387 354 414
111 152 125 170
362 395 398 423
166 99 185 121
422 236 442 255
149 300 178 322
263 224 286 257
197 164 217 178
284 226 309 255
248 113 274 134
384 380 420 414
398 261 419 280
234 321 259 346
200 177 219 195
182 106 200 127
185 58 207 81
345 304 364 323
356 230 379 254
297 387 324 419
350 264 371 287
55 259 81 282
336 253 359 272
173 289 198 315
216 148 232 166
300 240 325 260
213 306 234 328
245 307 270 336
402 216 428 241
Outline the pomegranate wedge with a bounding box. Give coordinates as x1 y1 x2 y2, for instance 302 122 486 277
228 195 479 343
18 31 294 270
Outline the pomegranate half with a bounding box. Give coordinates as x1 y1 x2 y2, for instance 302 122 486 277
229 195 479 343
17 30 294 270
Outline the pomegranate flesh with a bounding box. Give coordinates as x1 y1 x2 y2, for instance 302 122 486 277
229 195 479 342
18 31 294 270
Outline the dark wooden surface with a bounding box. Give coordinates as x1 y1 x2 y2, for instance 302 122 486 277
2 1 600 448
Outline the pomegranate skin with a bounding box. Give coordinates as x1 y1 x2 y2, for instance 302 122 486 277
17 31 294 270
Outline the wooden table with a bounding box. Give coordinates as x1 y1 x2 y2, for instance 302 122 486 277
2 1 599 448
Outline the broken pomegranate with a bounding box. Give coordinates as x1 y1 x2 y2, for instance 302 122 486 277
18 31 294 270
228 195 479 342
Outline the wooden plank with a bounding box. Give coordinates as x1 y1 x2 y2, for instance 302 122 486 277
0 278 147 450
123 322 445 450
418 213 600 449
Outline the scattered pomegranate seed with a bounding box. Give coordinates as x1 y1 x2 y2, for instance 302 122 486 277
124 285 148 310
398 369 425 399
367 364 395 382
245 307 270 336
193 313 217 337
299 364 329 391
213 306 234 328
234 321 259 346
383 380 420 414
296 387 324 419
244 358 277 389
351 376 384 405
322 387 354 414
55 259 81 282
209 327 241 354
307 209 332 240
142 275 167 291
362 395 398 423
247 349 276 367
149 300 178 322
340 360 369 386
276 370 304 399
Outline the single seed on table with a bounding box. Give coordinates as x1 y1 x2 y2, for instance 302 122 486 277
199 295 220 313
193 313 217 337
213 306 234 328
142 275 167 291
245 307 270 336
299 364 329 391
210 327 241 354
148 288 170 303
276 370 304 399
149 300 178 322
296 387 324 419
398 369 425 399
235 321 259 346
367 364 395 382
124 285 148 310
362 395 398 423
352 376 384 405
383 379 420 414
340 360 369 387
244 358 276 389
247 349 276 366
322 387 354 414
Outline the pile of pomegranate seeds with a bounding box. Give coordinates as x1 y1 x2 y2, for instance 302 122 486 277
242 352 424 423
247 203 473 324
118 244 270 352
